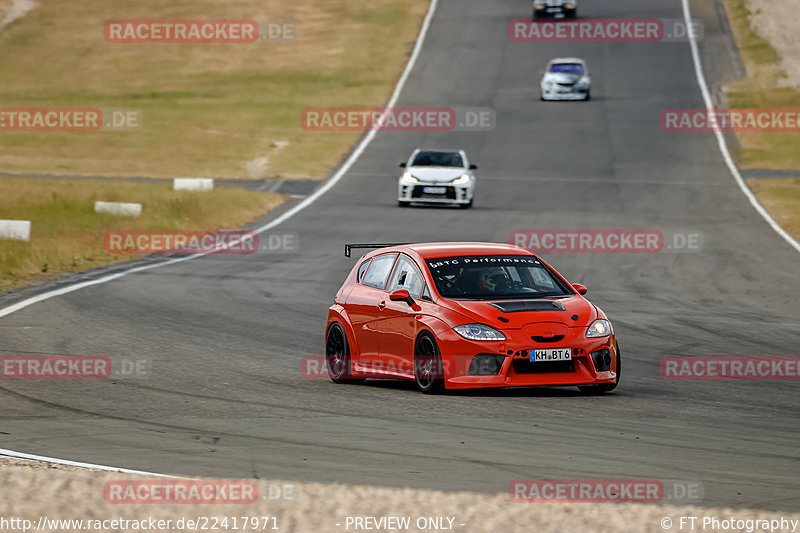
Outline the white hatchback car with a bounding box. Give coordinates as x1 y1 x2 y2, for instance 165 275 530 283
540 58 591 101
397 149 476 208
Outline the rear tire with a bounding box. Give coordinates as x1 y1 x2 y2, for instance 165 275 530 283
326 322 364 384
578 342 620 395
414 333 445 394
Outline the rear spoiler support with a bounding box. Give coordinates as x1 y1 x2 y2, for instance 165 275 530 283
344 243 410 258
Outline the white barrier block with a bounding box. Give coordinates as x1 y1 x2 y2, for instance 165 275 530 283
94 201 142 217
0 220 31 241
174 177 214 191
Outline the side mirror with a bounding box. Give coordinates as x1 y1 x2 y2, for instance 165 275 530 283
389 289 414 306
572 283 588 295
469 164 478 170
399 162 407 168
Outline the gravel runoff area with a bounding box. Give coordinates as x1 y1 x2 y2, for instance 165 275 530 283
1 458 799 533
747 0 800 87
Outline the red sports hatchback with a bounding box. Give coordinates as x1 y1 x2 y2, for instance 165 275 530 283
326 242 620 394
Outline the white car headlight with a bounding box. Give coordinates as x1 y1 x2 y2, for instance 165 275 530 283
451 174 470 185
565 2 576 8
454 324 506 341
586 319 611 338
401 172 418 182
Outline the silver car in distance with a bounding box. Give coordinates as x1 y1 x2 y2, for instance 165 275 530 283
397 149 476 209
540 58 591 101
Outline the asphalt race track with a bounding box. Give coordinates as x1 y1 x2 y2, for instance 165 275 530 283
1 0 798 512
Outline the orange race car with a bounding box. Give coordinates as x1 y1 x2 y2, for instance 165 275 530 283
326 242 619 394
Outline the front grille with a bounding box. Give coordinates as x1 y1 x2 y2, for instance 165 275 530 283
411 185 456 199
531 335 565 343
513 359 574 374
557 82 575 87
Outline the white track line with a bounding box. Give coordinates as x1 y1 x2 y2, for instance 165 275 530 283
0 0 440 322
681 0 800 254
0 0 440 472
0 448 177 477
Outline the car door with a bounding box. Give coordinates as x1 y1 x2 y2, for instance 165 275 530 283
346 253 398 369
374 254 427 377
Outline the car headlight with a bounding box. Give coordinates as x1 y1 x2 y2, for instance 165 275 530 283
586 319 611 338
451 174 470 185
576 77 590 88
534 2 546 8
401 172 418 182
565 2 576 8
454 324 506 341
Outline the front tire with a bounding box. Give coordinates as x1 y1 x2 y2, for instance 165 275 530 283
414 333 444 394
578 342 620 395
458 199 473 209
398 200 410 207
326 322 364 384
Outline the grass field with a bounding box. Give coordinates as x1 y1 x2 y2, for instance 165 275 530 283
0 0 428 180
0 179 285 292
721 0 800 243
0 0 429 291
722 0 800 170
746 178 800 240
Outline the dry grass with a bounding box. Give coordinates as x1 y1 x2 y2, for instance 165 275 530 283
722 0 800 170
719 0 800 241
747 178 800 241
0 178 285 291
0 0 429 179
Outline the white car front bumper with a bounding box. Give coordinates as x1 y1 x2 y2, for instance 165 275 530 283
541 85 590 100
398 181 474 205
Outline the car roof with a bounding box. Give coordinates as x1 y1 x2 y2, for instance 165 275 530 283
366 242 534 260
411 148 465 155
548 57 585 64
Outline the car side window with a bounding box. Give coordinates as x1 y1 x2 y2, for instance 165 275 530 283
357 259 371 283
421 285 432 301
387 255 425 299
361 254 397 290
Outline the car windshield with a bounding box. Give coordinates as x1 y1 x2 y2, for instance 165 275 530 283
425 255 573 299
411 151 464 168
549 63 584 75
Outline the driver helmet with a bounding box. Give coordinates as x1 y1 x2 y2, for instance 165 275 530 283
478 266 509 292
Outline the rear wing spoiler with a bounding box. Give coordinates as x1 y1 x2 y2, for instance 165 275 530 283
344 243 410 258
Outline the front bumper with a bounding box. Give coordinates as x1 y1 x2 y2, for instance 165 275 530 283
533 5 576 18
398 182 473 205
438 328 617 390
542 86 589 100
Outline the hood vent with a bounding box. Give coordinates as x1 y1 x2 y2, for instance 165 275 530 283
488 300 566 313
